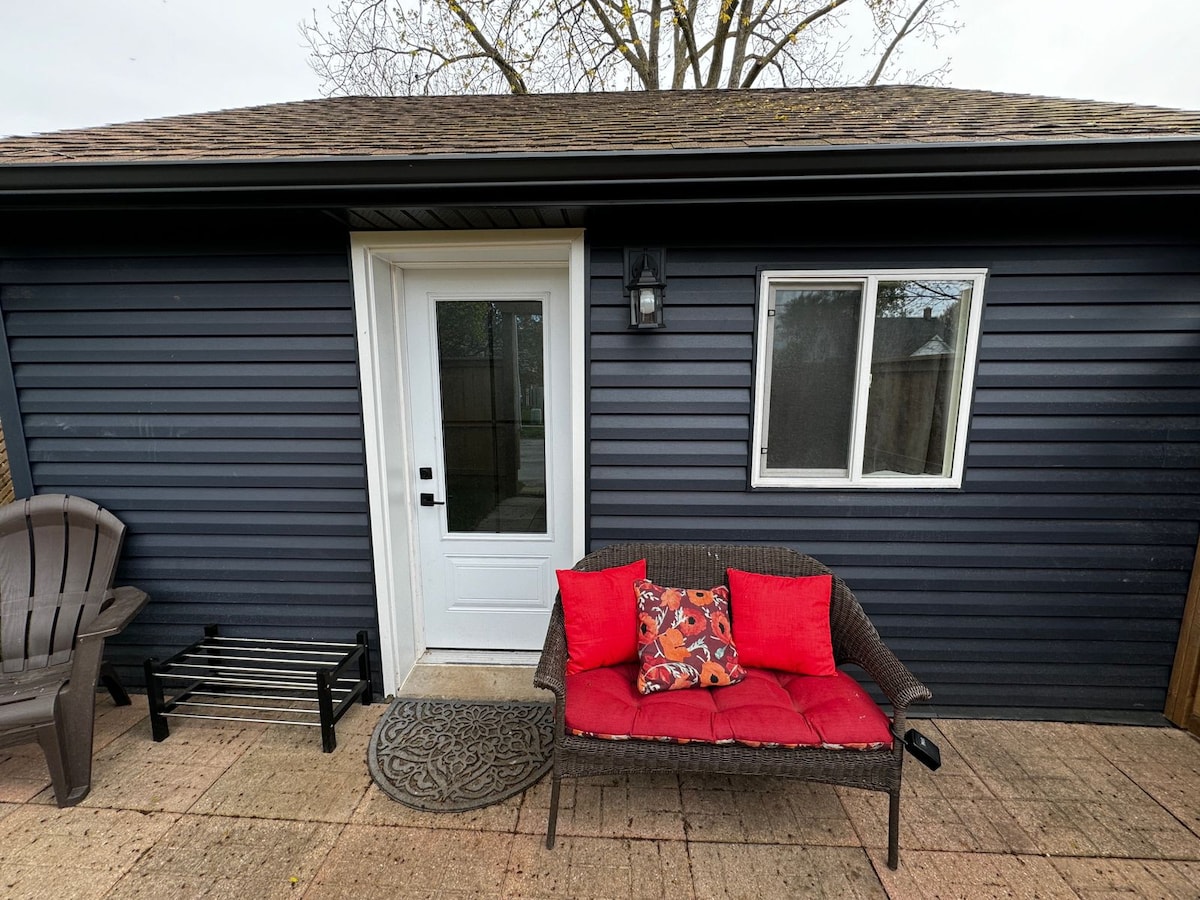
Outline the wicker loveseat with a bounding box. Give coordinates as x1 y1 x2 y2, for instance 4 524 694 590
533 542 932 869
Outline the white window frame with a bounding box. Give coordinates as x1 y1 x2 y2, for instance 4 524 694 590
750 268 987 490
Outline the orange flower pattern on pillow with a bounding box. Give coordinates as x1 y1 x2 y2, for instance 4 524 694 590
635 579 746 695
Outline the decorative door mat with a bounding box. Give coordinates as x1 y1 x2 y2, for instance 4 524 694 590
367 697 554 811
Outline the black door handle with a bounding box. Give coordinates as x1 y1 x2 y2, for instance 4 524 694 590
420 493 446 507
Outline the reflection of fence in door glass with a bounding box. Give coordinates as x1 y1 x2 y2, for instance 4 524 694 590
436 300 547 534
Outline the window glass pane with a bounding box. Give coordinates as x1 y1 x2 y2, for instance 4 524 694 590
765 284 862 472
863 280 973 477
436 299 546 533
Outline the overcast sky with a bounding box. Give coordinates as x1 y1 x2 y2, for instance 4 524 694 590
3 1 1199 139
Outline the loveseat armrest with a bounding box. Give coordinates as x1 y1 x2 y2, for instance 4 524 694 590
77 586 150 643
843 639 931 736
533 600 568 705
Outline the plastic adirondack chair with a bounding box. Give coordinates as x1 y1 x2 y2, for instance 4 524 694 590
0 494 149 806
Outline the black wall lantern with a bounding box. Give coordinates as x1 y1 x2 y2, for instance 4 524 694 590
625 248 666 329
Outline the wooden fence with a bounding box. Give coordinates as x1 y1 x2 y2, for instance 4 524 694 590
0 420 13 506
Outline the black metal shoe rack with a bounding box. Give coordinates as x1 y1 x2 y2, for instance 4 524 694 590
144 624 372 752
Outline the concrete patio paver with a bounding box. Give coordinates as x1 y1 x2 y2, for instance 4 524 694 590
870 849 1081 900
64 721 268 814
690 843 885 899
353 782 525 833
309 823 515 898
505 833 695 900
0 805 181 900
0 745 62 805
1048 857 1200 900
108 813 343 900
0 692 1197 899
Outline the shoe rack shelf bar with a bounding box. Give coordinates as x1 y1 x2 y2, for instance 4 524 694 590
144 624 373 752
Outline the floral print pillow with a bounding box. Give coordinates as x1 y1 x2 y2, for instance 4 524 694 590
634 579 746 695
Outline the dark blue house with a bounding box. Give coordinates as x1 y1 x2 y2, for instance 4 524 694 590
1 86 1198 725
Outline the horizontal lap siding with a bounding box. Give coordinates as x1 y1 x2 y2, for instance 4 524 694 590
587 238 1200 718
0 243 377 688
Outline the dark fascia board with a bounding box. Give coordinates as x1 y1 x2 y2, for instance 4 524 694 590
1 134 1199 209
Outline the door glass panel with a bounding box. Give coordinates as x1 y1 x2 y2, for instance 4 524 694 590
435 299 546 534
863 280 973 477
764 284 863 473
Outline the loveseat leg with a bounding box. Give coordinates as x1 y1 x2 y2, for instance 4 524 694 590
887 787 901 869
546 774 562 849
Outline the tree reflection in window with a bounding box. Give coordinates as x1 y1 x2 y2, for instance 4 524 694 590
865 281 971 477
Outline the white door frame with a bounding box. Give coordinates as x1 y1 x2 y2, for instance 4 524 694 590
349 229 586 694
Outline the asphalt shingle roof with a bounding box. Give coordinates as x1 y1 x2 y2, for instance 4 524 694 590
3 86 1200 166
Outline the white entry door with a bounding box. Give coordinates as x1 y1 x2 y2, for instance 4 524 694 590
402 266 573 650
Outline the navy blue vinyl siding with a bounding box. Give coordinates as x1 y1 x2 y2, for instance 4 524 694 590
587 233 1200 718
0 221 376 688
1 202 1196 718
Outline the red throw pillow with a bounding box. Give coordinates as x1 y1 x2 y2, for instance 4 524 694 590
634 579 746 695
727 569 836 676
557 559 647 675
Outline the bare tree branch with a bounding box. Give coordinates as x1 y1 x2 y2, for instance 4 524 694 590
670 0 701 88
739 0 850 88
443 0 530 92
867 0 928 85
670 1 706 89
586 0 653 87
700 0 737 88
725 0 755 88
648 0 665 88
302 0 958 96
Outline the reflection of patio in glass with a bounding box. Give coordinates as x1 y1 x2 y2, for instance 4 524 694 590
471 436 547 533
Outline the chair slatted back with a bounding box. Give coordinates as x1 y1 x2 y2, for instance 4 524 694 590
1 592 104 672
0 495 128 674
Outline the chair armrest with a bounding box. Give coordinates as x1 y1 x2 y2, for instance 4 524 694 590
533 602 568 705
858 643 932 708
842 639 931 735
77 586 150 642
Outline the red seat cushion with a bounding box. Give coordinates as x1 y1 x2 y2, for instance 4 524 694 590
565 663 893 750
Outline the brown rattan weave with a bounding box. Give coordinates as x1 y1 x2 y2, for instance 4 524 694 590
533 543 932 869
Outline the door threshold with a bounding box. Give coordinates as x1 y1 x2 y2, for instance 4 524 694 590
419 650 542 666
